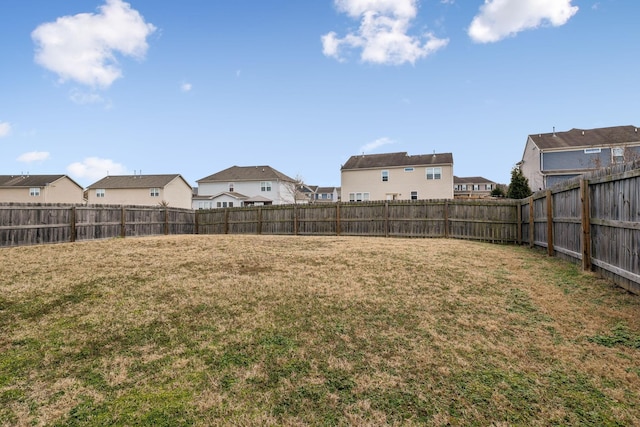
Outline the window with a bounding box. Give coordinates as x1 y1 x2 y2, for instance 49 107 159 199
322 193 328 199
426 167 442 180
473 184 480 191
461 185 467 191
584 148 601 154
485 184 493 190
96 189 105 198
411 191 418 200
381 170 389 182
229 182 234 192
217 202 222 208
29 187 40 197
349 192 369 202
150 188 160 197
229 202 234 207
261 181 272 192
404 167 414 172
612 147 624 164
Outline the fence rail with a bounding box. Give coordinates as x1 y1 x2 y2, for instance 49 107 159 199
2 162 639 294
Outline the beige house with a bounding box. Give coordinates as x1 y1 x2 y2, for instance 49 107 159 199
519 125 640 191
0 175 84 204
453 176 497 199
341 152 454 201
86 174 193 209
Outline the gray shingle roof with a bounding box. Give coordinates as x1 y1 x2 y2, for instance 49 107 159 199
341 152 453 170
454 176 495 184
197 166 295 183
529 125 640 150
0 174 80 188
86 174 188 189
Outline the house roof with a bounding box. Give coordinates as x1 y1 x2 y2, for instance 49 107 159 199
86 174 190 189
198 166 295 183
316 186 339 193
0 174 82 189
528 125 640 150
341 152 453 170
454 176 495 184
243 195 273 203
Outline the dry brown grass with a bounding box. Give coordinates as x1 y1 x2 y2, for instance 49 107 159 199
1 235 639 426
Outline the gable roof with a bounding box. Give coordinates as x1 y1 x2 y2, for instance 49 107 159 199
198 166 295 183
86 174 190 189
454 176 495 184
341 152 453 170
528 125 640 150
0 174 82 189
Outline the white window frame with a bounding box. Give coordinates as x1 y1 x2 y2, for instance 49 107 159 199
404 167 414 172
410 191 418 200
350 192 370 202
261 181 272 192
584 148 601 154
150 187 160 197
29 187 40 197
473 184 480 191
229 182 234 192
426 167 442 180
96 189 105 198
381 170 389 182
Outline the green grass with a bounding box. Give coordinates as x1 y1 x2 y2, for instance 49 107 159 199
1 235 639 426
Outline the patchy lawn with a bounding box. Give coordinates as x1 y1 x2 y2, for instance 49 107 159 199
1 235 639 426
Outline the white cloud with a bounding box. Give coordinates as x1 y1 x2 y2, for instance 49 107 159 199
322 0 448 65
17 151 50 163
70 88 106 105
32 0 156 88
0 122 11 138
67 157 127 181
180 82 193 92
468 0 579 43
360 137 396 153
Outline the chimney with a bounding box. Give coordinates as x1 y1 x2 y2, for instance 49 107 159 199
552 126 556 137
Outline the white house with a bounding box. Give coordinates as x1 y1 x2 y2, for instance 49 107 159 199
194 165 297 209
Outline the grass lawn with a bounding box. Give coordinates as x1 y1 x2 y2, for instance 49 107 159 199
1 235 639 426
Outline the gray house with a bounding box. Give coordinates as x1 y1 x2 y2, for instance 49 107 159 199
519 125 640 191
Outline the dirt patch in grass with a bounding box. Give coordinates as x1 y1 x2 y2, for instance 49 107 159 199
1 235 639 426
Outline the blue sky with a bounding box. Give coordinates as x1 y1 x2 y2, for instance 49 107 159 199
1 0 638 188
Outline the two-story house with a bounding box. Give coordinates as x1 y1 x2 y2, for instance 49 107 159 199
86 174 193 209
341 152 454 201
453 176 497 199
313 186 341 203
519 125 640 191
194 166 297 209
0 174 84 204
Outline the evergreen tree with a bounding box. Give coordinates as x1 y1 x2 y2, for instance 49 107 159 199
506 167 532 199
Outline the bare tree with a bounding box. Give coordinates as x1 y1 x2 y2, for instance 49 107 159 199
282 174 309 204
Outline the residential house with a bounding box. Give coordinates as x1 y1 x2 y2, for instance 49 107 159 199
341 152 454 201
86 174 193 209
519 125 640 191
312 186 341 203
453 176 497 199
195 165 297 209
0 174 84 204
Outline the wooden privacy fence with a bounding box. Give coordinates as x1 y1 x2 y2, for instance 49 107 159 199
0 203 195 247
195 199 520 242
519 161 640 294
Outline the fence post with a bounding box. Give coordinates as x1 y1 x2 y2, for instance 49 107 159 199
336 203 341 236
384 202 389 238
294 205 298 236
194 210 199 235
224 209 229 234
546 190 554 256
164 208 169 235
444 200 449 238
257 207 262 235
121 206 126 238
70 206 76 242
580 179 592 271
516 202 522 245
529 196 534 248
